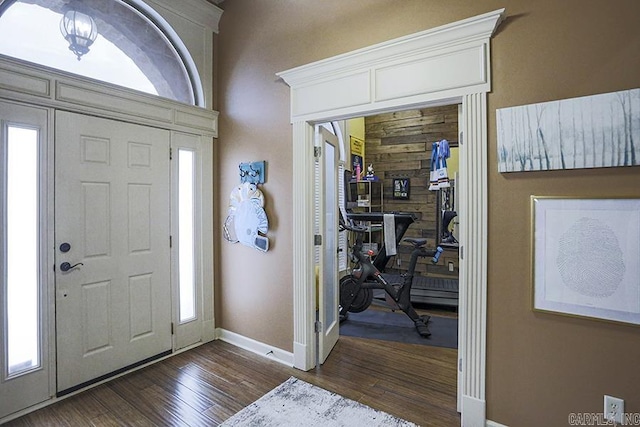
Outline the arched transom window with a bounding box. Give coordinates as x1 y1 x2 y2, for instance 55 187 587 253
0 0 200 105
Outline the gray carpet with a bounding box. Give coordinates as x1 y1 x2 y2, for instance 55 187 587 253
340 308 458 349
221 377 417 427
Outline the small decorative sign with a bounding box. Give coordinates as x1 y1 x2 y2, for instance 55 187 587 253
350 136 365 180
393 178 410 199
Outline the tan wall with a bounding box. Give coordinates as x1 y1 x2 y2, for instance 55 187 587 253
216 1 640 425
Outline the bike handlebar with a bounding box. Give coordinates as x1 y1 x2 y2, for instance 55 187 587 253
339 217 368 233
341 211 444 264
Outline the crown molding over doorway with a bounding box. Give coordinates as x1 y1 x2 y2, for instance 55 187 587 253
277 8 504 427
278 8 504 122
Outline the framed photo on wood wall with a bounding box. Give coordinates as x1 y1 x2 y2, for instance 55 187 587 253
531 196 640 326
393 178 410 199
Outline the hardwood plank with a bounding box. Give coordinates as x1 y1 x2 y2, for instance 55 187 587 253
89 385 156 426
366 115 445 134
366 142 426 154
48 393 109 426
106 374 197 426
374 160 423 172
381 134 433 146
364 109 424 124
368 151 431 163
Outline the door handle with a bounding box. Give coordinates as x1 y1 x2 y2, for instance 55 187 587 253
60 262 83 272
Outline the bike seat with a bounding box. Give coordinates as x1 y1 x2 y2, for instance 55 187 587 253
403 238 427 247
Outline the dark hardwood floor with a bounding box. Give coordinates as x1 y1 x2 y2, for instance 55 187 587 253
4 333 459 427
2 310 460 427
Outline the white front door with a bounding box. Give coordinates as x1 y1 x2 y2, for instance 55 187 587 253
317 127 339 364
0 101 53 419
54 112 172 393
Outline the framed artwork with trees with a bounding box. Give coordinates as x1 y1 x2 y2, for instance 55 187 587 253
497 88 639 172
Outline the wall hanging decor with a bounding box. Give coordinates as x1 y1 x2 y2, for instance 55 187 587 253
498 88 640 172
428 139 450 190
239 161 266 184
392 178 410 199
223 182 269 252
531 196 640 325
350 136 365 181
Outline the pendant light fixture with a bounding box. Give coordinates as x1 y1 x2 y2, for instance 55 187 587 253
59 1 98 60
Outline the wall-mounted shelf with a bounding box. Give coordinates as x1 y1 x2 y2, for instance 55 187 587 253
347 180 383 212
347 180 383 254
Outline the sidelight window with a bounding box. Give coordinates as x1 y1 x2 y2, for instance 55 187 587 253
178 149 196 322
3 125 40 377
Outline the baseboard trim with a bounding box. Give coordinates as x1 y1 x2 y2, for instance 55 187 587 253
461 395 486 427
215 328 294 367
293 340 314 371
202 319 216 343
486 420 509 427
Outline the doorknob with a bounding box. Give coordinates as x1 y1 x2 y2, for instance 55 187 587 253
60 262 83 272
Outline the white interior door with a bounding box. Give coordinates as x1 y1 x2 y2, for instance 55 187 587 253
317 127 339 364
0 101 53 419
55 111 172 393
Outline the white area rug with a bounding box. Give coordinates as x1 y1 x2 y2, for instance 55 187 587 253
221 377 418 427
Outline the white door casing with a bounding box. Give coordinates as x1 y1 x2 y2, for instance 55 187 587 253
277 9 504 427
457 103 464 412
316 127 340 364
0 100 54 419
171 131 209 350
55 111 172 393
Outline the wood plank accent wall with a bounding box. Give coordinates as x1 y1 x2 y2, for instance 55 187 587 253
364 105 459 278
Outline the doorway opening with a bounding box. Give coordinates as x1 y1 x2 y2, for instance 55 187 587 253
336 106 460 351
278 9 504 424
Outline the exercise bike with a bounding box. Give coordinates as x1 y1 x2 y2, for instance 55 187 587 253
339 212 443 337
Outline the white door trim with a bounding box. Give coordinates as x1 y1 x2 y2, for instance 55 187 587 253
0 100 55 418
0 55 218 137
278 9 504 426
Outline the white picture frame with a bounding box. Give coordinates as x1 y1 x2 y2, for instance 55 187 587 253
532 196 640 325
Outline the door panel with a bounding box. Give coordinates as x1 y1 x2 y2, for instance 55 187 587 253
55 112 172 393
317 127 339 364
